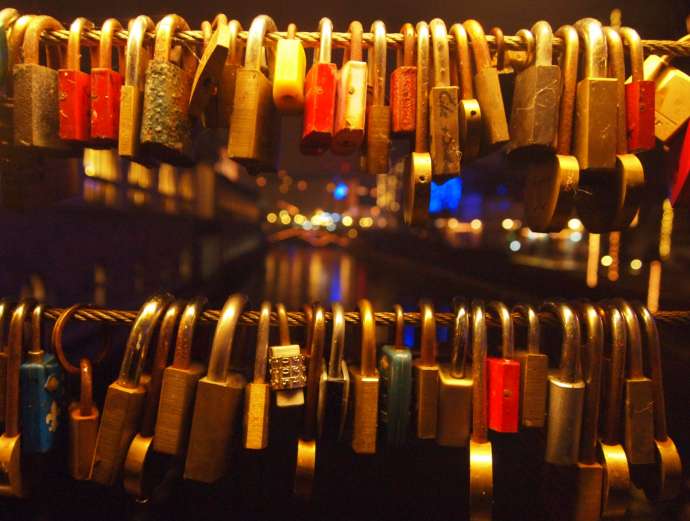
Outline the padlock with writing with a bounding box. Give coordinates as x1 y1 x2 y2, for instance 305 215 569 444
390 23 416 134
414 299 439 439
301 18 337 155
90 18 124 147
365 20 390 176
620 28 655 152
0 299 14 428
273 23 305 113
450 23 481 162
331 21 367 156
244 301 271 450
184 294 247 483
90 294 171 486
320 302 350 440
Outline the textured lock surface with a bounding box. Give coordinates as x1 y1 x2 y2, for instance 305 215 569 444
19 355 63 453
574 78 617 169
524 154 579 232
599 442 631 518
624 379 655 465
574 462 604 521
58 69 91 142
429 86 461 178
332 61 367 155
243 382 269 450
13 64 64 150
69 404 98 480
184 373 245 483
390 66 416 133
350 367 378 454
437 365 472 447
273 39 306 112
379 346 412 447
140 61 193 165
414 362 439 439
625 80 655 152
0 434 22 497
365 104 391 175
474 68 509 146
90 383 146 486
509 65 560 151
545 377 585 465
90 68 123 143
487 357 520 433
516 352 548 427
459 99 482 160
469 439 493 521
153 363 204 456
301 63 337 154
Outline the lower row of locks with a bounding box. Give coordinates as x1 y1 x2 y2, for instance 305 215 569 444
0 295 682 519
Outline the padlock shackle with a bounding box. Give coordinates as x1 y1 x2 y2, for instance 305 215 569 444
286 23 297 39
206 293 247 382
327 302 346 378
98 18 123 70
531 20 554 67
172 297 207 370
303 304 325 440
450 301 470 378
414 21 429 154
211 13 228 32
619 27 644 82
601 305 626 445
368 20 387 105
79 358 94 417
358 299 376 377
471 300 488 443
603 26 628 155
314 17 333 65
0 299 15 356
276 303 290 345
512 29 535 71
124 15 154 88
430 18 450 88
23 15 63 67
66 17 94 71
396 23 414 68
27 303 44 362
614 300 645 379
490 27 505 70
574 18 607 79
117 294 172 388
393 304 404 347
8 15 32 71
463 20 491 72
252 301 271 385
200 21 212 48
344 21 363 63
244 14 277 74
511 304 540 354
554 25 578 156
540 301 581 383
303 304 314 356
450 23 474 100
487 301 514 359
153 14 191 64
419 299 437 365
5 300 34 437
0 8 18 29
227 20 243 65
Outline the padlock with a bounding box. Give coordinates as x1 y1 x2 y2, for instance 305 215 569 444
542 301 585 465
634 304 682 502
294 304 325 498
468 300 493 521
273 23 305 113
573 18 617 170
228 14 278 174
13 15 67 152
301 17 337 155
507 21 560 155
350 298 379 454
118 15 156 165
0 9 18 32
20 303 64 453
463 19 509 149
437 301 472 447
140 14 196 166
512 304 548 428
320 302 350 441
486 301 520 433
365 20 390 176
670 122 690 206
429 18 460 181
244 301 271 450
597 304 631 518
124 300 185 499
331 21 367 156
58 17 94 144
90 18 124 147
0 15 32 151
414 299 439 439
450 23 481 162
390 23 416 134
90 294 171 486
523 24 579 232
619 28 655 152
153 297 207 456
378 305 412 447
216 19 243 129
184 294 247 483
269 303 306 408
403 21 431 226
0 300 33 497
0 299 15 428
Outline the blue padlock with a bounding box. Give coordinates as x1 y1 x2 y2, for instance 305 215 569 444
20 304 64 453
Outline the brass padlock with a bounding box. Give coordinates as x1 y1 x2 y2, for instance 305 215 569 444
184 294 247 483
450 23 481 162
319 302 350 441
0 15 32 151
0 299 14 428
228 15 278 174
365 20 390 176
414 299 439 439
90 294 171 486
243 301 271 450
273 23 306 113
269 302 306 408
216 20 243 128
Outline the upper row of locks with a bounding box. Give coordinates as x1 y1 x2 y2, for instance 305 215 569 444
1 11 689 231
0 296 683 521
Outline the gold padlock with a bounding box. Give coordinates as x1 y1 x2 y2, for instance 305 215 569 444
414 299 439 439
450 23 481 162
273 23 306 113
365 20 390 176
243 301 271 450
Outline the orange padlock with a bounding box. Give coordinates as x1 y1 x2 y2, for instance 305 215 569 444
90 18 124 147
389 23 416 134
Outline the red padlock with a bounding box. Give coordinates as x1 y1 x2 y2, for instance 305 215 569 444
620 27 655 153
486 301 520 433
300 17 337 155
389 23 416 134
669 121 690 206
90 18 124 147
58 17 94 143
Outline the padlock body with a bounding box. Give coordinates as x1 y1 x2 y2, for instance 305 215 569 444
188 40 229 119
122 433 154 498
90 383 146 486
610 153 645 231
58 69 91 142
469 439 493 521
487 357 520 433
153 362 204 456
69 404 99 480
574 78 618 169
332 60 367 155
545 376 585 465
19 355 63 453
118 85 143 159
228 68 275 173
515 351 548 428
294 438 316 498
184 373 245 483
140 61 193 166
301 63 337 155
459 99 482 161
669 123 690 207
390 65 416 133
243 382 269 450
273 38 306 113
598 441 631 518
437 364 472 447
643 55 690 142
473 68 509 147
90 68 123 146
624 377 655 465
319 364 349 441
349 366 378 454
379 346 412 447
429 85 461 179
642 438 682 501
365 104 391 175
508 64 560 153
403 151 432 226
0 434 22 497
625 80 655 152
413 362 439 439
215 63 240 128
573 462 604 521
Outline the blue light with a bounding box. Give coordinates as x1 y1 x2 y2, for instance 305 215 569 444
333 181 348 201
429 177 463 214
